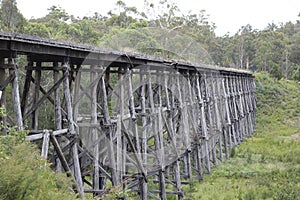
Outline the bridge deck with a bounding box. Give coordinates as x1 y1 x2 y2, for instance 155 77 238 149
0 32 252 75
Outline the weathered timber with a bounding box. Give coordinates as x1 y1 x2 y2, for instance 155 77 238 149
9 58 23 129
0 32 256 200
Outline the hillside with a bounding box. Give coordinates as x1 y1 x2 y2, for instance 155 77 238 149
186 72 300 200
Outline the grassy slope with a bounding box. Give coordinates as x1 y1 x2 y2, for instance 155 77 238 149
185 72 300 200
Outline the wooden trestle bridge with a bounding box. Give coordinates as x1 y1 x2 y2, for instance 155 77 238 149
0 32 256 199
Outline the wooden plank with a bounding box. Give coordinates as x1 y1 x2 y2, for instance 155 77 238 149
25 129 69 141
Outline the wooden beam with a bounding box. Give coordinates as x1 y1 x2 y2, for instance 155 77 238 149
21 61 32 116
32 62 41 130
90 65 100 193
9 58 23 129
62 62 84 197
53 61 63 172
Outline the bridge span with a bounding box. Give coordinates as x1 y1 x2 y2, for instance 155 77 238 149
0 32 256 199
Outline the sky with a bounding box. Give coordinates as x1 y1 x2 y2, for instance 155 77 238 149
16 0 300 36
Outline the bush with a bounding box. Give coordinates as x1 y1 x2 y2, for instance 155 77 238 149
0 107 78 200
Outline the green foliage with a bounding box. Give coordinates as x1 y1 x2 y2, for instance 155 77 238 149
2 0 299 79
0 0 26 32
0 108 78 200
292 64 300 81
185 73 300 199
23 22 50 38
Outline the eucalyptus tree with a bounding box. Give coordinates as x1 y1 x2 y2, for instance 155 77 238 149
0 0 25 32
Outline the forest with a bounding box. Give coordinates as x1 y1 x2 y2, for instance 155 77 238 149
0 0 299 80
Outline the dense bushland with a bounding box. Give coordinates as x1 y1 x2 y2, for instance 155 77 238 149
0 108 78 200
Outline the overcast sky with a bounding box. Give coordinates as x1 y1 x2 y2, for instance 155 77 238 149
16 0 300 36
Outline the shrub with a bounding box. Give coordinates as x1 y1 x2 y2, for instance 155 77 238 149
0 107 78 200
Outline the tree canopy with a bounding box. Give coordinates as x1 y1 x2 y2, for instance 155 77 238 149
0 0 299 80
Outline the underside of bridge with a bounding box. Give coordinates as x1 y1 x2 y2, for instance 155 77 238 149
0 32 256 199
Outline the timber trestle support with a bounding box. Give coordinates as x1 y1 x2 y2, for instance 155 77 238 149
0 32 256 199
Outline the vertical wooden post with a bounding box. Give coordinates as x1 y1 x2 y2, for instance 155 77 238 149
21 60 32 117
157 69 167 200
216 75 225 162
185 72 193 178
237 76 245 141
226 76 236 147
62 61 84 198
197 73 211 174
53 62 62 172
116 67 125 185
245 77 254 136
53 62 62 130
147 67 166 200
177 72 192 178
211 74 223 163
230 76 239 145
222 76 231 158
205 74 217 168
91 65 100 193
32 61 41 130
0 57 7 135
164 71 183 199
139 68 148 200
9 57 23 129
195 73 204 180
99 66 118 186
127 68 141 154
187 72 201 178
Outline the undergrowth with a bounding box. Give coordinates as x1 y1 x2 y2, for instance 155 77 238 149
0 108 79 200
184 72 300 200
